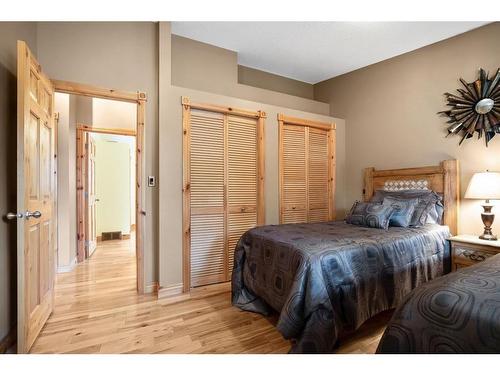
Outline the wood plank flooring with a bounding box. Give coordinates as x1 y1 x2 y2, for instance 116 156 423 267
31 237 391 354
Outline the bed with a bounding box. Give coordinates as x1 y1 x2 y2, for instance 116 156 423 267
231 160 459 353
377 253 500 353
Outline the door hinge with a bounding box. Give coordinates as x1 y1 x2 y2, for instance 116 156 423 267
85 240 90 248
84 191 88 199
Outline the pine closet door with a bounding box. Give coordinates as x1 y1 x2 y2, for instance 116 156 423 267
279 114 336 224
183 98 265 290
189 109 226 287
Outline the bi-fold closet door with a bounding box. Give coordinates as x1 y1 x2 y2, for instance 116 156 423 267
182 97 265 290
278 114 336 224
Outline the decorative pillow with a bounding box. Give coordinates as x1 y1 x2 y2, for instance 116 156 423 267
345 201 396 230
370 190 441 227
382 197 418 228
426 193 444 224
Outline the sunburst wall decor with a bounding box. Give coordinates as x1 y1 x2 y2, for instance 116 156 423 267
439 68 500 146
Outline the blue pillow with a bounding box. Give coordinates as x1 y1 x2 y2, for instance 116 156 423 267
345 201 396 230
382 197 418 227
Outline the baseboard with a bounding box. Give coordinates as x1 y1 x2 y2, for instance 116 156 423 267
57 257 77 273
144 281 159 294
157 283 184 299
0 327 16 354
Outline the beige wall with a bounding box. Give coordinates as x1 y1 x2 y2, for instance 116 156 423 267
37 22 160 286
171 35 329 115
92 98 137 130
314 22 500 236
0 21 38 344
238 65 314 99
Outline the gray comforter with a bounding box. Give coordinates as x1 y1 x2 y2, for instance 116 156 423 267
377 253 500 353
231 221 450 353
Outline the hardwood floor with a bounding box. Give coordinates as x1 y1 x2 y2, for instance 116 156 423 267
31 237 391 354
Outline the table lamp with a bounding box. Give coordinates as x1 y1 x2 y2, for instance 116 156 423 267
464 171 500 240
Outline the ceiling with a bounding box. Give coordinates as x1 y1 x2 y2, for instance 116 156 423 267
171 22 488 84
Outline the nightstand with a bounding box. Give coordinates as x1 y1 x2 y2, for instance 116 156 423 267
449 234 500 271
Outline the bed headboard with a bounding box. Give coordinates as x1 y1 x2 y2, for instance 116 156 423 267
363 159 460 235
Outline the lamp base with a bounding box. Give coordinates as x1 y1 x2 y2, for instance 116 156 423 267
479 200 497 241
479 233 498 241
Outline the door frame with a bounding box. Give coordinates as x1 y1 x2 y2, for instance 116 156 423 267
76 124 137 257
53 80 146 294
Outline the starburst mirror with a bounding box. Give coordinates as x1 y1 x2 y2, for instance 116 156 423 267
439 68 500 146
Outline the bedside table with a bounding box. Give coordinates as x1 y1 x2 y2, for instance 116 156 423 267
449 234 500 271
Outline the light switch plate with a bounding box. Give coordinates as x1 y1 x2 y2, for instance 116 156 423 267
148 176 156 187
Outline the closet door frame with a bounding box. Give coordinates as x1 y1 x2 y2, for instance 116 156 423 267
278 114 336 224
182 97 266 292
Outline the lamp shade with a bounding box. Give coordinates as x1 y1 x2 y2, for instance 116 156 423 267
464 171 500 199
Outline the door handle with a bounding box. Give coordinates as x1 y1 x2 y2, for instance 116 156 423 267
25 210 42 219
6 212 23 220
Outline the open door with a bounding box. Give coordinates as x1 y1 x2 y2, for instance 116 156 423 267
86 134 97 257
16 40 56 353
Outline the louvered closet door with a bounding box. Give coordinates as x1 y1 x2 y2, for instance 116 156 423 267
189 110 225 287
281 124 307 224
227 115 258 277
308 128 330 222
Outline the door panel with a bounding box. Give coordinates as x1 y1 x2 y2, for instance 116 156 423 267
227 115 258 276
17 40 56 353
281 124 307 223
189 110 225 287
308 128 329 223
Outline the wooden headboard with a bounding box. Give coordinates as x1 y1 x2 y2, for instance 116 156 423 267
363 159 460 235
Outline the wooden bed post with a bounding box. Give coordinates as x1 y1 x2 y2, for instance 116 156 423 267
442 159 460 236
363 167 375 202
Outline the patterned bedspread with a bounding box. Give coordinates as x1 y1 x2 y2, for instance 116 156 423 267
377 253 500 353
231 221 450 353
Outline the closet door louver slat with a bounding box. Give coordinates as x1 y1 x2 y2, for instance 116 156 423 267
281 124 307 224
227 116 258 276
189 110 226 287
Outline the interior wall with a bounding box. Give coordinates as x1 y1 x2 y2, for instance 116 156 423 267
238 65 314 100
94 137 131 236
171 34 329 115
36 22 159 287
314 22 500 236
92 98 137 130
0 21 38 345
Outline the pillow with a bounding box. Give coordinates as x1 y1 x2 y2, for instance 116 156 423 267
382 197 418 227
345 201 396 230
426 194 444 224
371 190 440 227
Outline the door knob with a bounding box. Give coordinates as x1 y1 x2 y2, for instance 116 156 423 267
6 212 23 220
25 210 42 219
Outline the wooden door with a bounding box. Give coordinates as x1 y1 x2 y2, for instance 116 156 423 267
227 115 259 277
308 128 330 222
17 40 56 353
279 115 336 224
281 124 307 223
183 98 265 290
189 109 226 287
86 134 97 257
